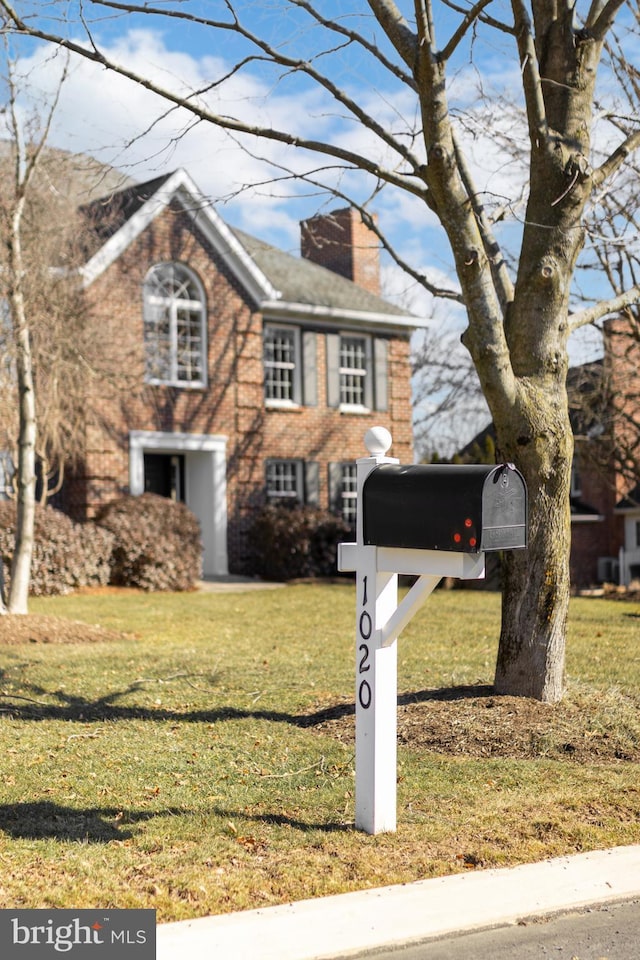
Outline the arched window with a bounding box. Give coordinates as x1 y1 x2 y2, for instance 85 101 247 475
143 263 206 386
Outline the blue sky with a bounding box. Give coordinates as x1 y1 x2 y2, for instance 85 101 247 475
3 0 627 448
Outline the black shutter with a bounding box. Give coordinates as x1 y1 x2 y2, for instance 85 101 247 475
374 338 388 411
326 333 340 407
328 462 343 514
302 331 317 406
304 461 320 505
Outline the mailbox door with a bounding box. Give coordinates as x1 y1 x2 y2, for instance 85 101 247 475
480 467 528 550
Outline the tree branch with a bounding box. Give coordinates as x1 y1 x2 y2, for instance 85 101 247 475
451 127 514 310
90 0 424 173
221 139 463 302
441 0 514 36
510 0 547 144
261 0 418 90
592 128 640 188
439 0 495 62
569 286 640 331
366 0 419 71
589 0 629 41
0 1 427 200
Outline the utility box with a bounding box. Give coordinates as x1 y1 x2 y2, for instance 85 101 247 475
362 463 527 554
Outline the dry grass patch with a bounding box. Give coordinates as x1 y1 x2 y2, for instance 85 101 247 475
0 613 129 645
0 585 638 920
309 684 640 763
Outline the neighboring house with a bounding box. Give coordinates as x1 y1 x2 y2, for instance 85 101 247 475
50 169 418 577
459 320 640 589
570 318 640 587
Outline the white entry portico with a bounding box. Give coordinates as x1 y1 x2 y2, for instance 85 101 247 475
129 430 228 578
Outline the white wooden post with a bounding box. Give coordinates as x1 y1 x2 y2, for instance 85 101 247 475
337 428 489 835
352 427 398 834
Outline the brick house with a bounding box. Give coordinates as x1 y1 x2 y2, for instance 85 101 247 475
570 318 640 587
460 321 640 589
54 169 417 577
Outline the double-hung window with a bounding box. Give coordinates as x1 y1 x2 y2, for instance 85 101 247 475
264 324 300 405
570 459 582 498
326 332 388 412
265 459 320 506
263 324 318 407
328 462 358 525
339 463 358 524
143 263 206 387
266 459 303 502
339 336 368 407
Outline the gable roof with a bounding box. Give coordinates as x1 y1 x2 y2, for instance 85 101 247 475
232 228 411 327
80 168 418 330
80 168 278 304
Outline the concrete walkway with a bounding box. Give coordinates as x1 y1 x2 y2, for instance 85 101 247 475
198 576 286 592
156 845 640 960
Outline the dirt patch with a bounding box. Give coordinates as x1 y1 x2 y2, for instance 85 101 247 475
0 614 129 645
308 686 640 764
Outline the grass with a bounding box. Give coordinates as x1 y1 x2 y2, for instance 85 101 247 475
0 584 639 920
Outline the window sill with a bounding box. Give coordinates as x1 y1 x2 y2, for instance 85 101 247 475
265 400 303 412
146 379 207 391
339 404 371 415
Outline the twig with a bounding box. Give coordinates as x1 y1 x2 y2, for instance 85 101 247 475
0 692 50 705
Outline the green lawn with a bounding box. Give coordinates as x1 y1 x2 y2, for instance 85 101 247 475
0 584 639 921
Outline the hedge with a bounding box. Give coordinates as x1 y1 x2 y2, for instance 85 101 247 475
0 502 114 597
248 502 352 581
95 493 202 591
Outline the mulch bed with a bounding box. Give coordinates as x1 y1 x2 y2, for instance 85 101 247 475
306 687 640 763
0 614 127 645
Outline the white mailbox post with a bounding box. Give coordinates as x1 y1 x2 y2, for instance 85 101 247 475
338 427 527 835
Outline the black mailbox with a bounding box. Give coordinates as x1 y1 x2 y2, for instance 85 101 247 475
362 463 527 553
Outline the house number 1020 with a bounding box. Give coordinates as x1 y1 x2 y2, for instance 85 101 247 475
358 574 372 709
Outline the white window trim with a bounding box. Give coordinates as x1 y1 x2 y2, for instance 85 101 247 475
143 263 208 389
264 322 302 408
339 332 371 413
340 462 358 524
266 458 304 502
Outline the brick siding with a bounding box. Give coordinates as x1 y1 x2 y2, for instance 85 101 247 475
63 201 413 574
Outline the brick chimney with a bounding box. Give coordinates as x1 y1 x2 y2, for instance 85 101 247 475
300 207 381 297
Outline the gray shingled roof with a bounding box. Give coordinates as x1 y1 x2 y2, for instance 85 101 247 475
0 141 135 206
80 167 412 320
232 228 408 318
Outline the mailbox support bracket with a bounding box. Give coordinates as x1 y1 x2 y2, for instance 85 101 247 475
337 545 485 650
337 431 488 836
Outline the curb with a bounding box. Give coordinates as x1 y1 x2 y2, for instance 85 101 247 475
156 844 640 960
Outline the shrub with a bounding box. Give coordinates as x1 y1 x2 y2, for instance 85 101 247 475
0 502 114 597
95 493 202 591
248 503 352 581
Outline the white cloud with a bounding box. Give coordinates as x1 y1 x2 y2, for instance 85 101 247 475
5 22 613 368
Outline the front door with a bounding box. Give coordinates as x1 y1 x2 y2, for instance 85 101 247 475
143 453 185 502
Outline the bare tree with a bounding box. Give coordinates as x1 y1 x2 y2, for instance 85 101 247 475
0 58 66 613
0 57 138 613
4 1 640 699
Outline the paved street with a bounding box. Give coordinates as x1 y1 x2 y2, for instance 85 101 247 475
346 898 640 960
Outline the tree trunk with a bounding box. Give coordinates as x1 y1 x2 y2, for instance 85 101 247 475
9 318 37 615
6 200 37 616
493 379 573 702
